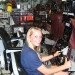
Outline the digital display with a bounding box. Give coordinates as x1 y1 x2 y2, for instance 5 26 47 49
27 15 34 21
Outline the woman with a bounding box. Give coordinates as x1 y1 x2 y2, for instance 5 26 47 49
21 27 71 75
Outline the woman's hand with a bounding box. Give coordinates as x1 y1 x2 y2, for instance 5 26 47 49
54 51 61 57
64 57 72 69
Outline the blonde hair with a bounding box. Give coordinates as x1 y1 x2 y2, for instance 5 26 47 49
26 27 42 52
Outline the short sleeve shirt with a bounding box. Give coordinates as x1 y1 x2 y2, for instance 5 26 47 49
21 44 43 75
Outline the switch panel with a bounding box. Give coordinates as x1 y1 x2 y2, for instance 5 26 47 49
69 49 75 71
70 49 75 62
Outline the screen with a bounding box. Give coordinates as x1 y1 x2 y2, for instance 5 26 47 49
13 26 24 33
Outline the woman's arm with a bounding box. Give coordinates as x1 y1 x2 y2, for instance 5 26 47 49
41 51 61 62
41 55 54 62
37 60 71 75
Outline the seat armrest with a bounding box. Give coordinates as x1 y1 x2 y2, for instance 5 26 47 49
6 47 22 53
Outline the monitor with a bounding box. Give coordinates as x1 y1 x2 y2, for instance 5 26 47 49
12 26 24 34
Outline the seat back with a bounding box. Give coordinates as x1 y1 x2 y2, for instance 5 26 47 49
69 19 75 49
14 52 28 75
0 27 11 49
50 13 64 41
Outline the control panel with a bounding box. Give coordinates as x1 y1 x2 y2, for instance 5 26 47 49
69 49 75 75
0 12 10 18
